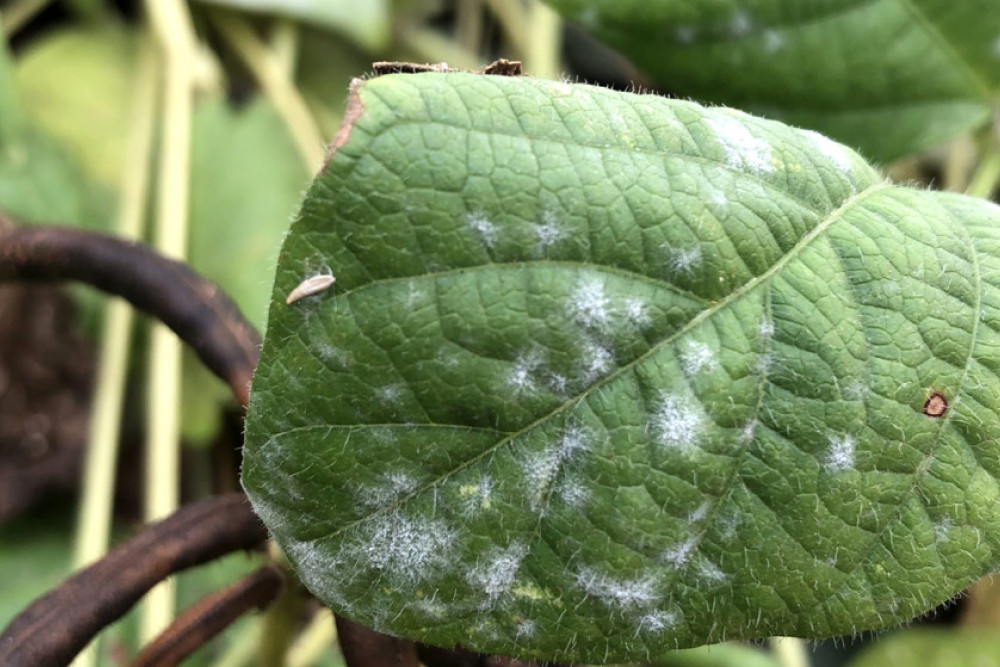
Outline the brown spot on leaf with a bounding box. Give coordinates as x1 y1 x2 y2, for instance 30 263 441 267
923 392 948 418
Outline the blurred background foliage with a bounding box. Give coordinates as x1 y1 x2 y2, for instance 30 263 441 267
1 0 998 665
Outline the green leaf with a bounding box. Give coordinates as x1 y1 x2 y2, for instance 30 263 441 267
653 643 780 667
849 629 1000 667
543 0 1000 163
193 0 390 51
243 73 1000 663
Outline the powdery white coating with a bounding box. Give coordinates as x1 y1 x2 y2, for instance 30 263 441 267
650 394 704 453
706 189 730 219
663 536 698 569
460 474 494 513
763 29 784 52
756 352 774 376
286 274 336 304
729 9 753 36
664 244 703 275
570 278 612 330
759 317 775 339
705 114 774 174
357 471 418 510
522 425 593 510
844 380 869 401
623 298 650 327
934 517 953 543
637 610 680 634
674 25 696 44
575 566 662 609
680 340 719 375
688 501 711 524
580 339 615 383
467 542 528 600
825 433 856 472
740 420 758 444
696 560 727 582
515 619 538 639
358 511 456 585
376 384 405 405
508 349 545 395
535 210 564 250
466 211 499 248
556 475 591 508
801 129 853 173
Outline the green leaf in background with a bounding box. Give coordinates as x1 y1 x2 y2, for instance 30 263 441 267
182 97 310 445
14 26 136 190
543 0 1000 163
849 629 1000 667
243 73 1000 663
193 0 390 51
654 643 780 667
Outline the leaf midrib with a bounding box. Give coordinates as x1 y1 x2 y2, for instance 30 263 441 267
319 181 893 540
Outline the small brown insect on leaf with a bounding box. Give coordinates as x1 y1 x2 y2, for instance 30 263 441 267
923 392 948 418
286 275 336 305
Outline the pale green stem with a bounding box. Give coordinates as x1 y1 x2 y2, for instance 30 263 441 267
525 0 562 80
286 608 337 667
1 0 52 37
270 18 299 80
208 10 325 171
398 25 481 72
771 636 810 667
456 0 483 57
70 39 159 667
967 138 1000 200
140 0 197 644
482 0 529 57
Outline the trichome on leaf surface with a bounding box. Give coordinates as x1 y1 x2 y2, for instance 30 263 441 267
243 72 1000 663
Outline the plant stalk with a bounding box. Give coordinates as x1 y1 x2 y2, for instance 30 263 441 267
771 636 810 667
141 0 197 645
525 0 562 80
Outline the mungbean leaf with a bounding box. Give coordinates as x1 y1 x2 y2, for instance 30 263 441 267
243 73 1000 664
544 0 1000 163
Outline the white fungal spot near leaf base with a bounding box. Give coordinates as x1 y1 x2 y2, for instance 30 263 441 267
286 274 336 304
357 471 418 510
556 475 590 508
650 394 704 454
467 542 528 601
522 425 593 511
535 211 564 251
570 278 611 331
934 517 953 543
680 340 719 376
508 349 545 395
705 114 774 175
663 536 698 569
354 511 456 586
759 317 775 339
515 619 538 639
637 610 680 635
466 211 499 248
575 566 662 609
688 501 711 524
825 433 856 472
695 559 727 583
580 339 615 383
800 129 853 174
664 244 703 276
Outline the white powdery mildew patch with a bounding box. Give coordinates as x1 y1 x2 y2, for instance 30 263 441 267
801 129 853 174
358 512 456 586
570 278 612 331
623 298 650 328
825 433 856 472
759 317 775 339
467 542 528 601
636 610 680 635
466 211 499 248
740 419 758 444
729 9 753 36
357 471 418 510
674 25 696 44
688 501 711 524
680 340 719 376
508 349 545 395
459 474 494 513
763 29 784 52
535 210 564 251
523 425 593 510
706 188 730 219
696 559 727 583
556 475 591 508
376 384 405 405
515 619 538 640
580 339 615 383
650 394 704 453
934 517 953 543
844 380 869 401
575 566 662 609
664 244 703 276
663 536 698 570
705 114 774 175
